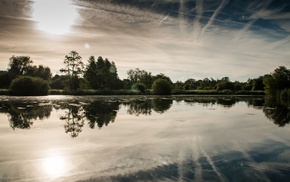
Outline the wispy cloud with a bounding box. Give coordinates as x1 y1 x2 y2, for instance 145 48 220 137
200 0 229 37
0 0 289 81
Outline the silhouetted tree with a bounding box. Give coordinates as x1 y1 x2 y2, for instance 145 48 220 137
263 66 290 96
60 51 84 90
0 71 11 88
9 76 49 96
8 55 33 79
252 76 264 91
26 65 52 80
84 56 120 89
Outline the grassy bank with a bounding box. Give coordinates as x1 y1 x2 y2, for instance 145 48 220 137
172 89 265 95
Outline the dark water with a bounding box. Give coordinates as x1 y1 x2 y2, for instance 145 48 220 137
0 95 289 182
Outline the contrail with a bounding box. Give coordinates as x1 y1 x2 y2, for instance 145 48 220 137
179 0 188 34
197 137 227 182
192 137 203 182
200 0 229 37
192 0 203 42
234 0 273 41
158 14 169 26
265 35 290 50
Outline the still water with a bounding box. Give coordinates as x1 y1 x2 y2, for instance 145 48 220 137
0 95 289 182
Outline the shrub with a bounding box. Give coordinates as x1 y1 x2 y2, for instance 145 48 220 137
152 79 172 95
9 76 49 96
132 83 146 94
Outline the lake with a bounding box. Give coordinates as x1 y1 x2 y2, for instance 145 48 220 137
0 95 289 182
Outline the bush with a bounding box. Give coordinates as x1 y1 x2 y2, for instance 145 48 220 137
9 76 49 96
152 79 172 95
132 83 146 94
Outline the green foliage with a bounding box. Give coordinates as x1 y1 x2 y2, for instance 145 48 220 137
263 66 290 96
132 83 146 93
216 80 235 91
152 79 172 95
0 89 9 95
50 75 68 89
127 68 153 89
9 76 49 96
0 71 11 88
252 76 264 91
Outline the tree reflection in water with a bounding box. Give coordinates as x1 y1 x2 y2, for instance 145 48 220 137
0 101 52 129
1 96 289 137
83 100 120 129
125 98 173 115
263 97 290 127
60 103 85 138
125 99 152 116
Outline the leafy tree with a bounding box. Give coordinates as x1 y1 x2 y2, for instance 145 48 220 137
216 78 235 91
0 71 11 88
173 81 184 90
127 68 153 89
26 65 52 80
184 79 196 90
9 76 49 96
84 56 120 89
263 66 290 96
84 56 98 89
50 75 69 89
152 78 172 95
153 73 172 85
60 51 84 90
8 55 33 78
252 76 264 91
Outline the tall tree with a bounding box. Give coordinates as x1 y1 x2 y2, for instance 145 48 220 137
8 55 33 78
263 66 290 96
84 56 98 89
60 51 84 90
127 68 153 89
26 65 52 80
84 56 120 89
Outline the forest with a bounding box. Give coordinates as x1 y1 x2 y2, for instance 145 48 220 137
0 50 289 99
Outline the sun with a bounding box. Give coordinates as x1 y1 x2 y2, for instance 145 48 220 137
43 156 66 177
32 0 78 35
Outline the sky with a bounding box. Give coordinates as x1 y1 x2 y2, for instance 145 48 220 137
0 0 289 82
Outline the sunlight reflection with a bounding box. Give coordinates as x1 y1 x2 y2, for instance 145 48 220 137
43 156 66 177
32 0 78 35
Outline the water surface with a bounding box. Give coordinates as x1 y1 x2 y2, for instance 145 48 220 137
0 95 289 181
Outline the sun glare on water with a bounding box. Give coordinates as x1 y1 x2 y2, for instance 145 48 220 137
32 0 78 35
43 156 66 177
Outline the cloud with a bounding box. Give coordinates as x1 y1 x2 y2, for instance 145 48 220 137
0 0 289 82
200 0 229 37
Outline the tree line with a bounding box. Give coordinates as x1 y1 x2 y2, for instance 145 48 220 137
0 50 289 98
